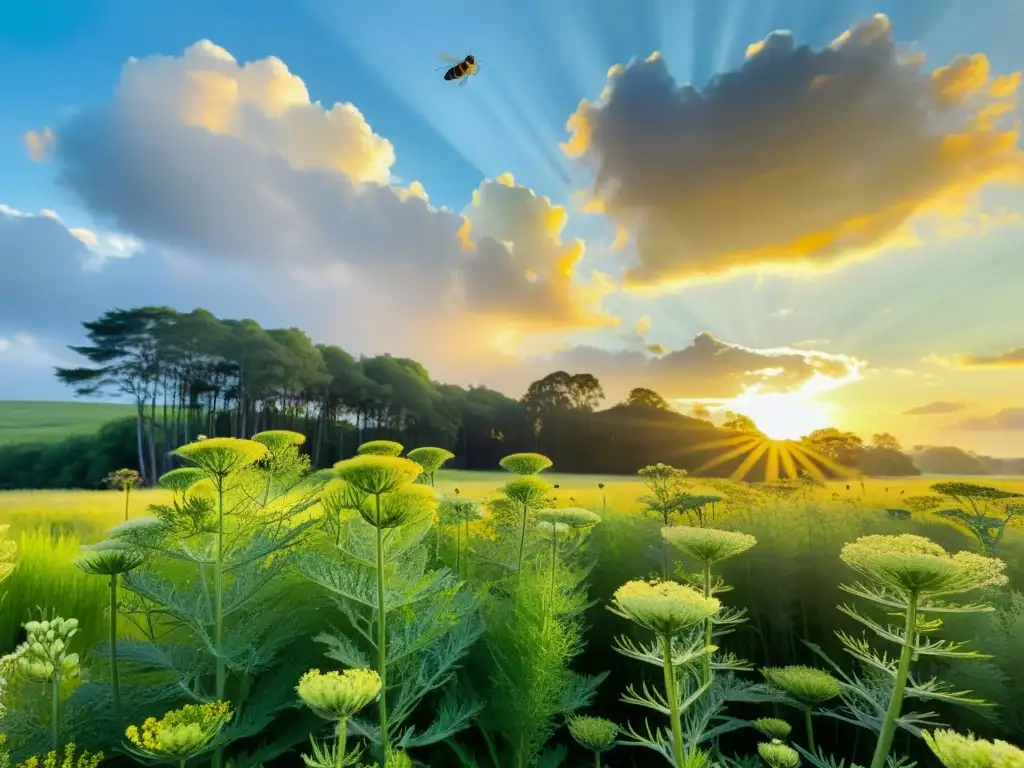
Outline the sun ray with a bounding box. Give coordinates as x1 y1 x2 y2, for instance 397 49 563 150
764 442 781 484
730 440 771 482
777 442 798 479
691 437 762 474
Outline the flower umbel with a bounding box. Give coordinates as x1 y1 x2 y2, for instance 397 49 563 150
568 715 618 752
609 579 720 635
173 437 268 478
538 508 602 529
498 452 553 475
923 728 1024 767
124 701 232 762
752 717 793 741
761 666 841 707
661 526 757 564
15 744 103 768
74 539 146 576
757 741 801 768
334 455 422 495
296 668 382 720
840 534 1008 597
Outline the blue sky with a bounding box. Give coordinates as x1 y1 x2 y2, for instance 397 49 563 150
2 0 1024 454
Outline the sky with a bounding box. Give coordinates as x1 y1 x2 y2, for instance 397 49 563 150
2 0 1024 456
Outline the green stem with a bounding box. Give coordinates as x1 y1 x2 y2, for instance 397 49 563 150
869 592 918 768
804 706 815 753
374 494 390 765
110 575 122 730
544 527 557 634
335 718 348 768
212 476 226 768
661 633 685 768
51 669 61 749
455 521 461 578
702 560 713 685
124 487 131 521
594 750 601 768
516 501 528 574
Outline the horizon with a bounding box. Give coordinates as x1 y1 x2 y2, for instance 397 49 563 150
2 0 1024 458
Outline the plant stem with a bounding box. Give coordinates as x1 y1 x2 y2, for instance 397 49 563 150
124 487 131 521
661 633 685 768
374 493 390 765
516 501 528 574
51 669 61 748
455 521 461 578
212 476 226 768
804 706 815 753
335 718 348 768
594 750 601 768
702 560 713 684
869 592 918 768
110 575 122 730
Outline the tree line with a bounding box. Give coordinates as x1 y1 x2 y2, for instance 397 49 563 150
0 306 929 489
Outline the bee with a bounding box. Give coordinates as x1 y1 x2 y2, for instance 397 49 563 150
437 53 479 86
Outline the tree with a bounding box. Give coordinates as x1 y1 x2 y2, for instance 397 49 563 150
56 307 177 484
690 403 711 420
871 432 902 451
624 387 672 410
801 428 865 467
566 373 605 411
722 412 763 436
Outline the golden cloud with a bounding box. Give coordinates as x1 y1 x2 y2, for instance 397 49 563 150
562 14 1024 289
22 127 55 162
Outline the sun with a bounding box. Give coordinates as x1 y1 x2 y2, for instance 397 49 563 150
728 390 832 441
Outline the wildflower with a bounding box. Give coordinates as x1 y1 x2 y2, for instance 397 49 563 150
923 728 1024 767
157 468 205 494
173 437 268 478
74 539 146 576
568 715 618 752
356 440 404 457
16 616 80 683
406 447 455 475
752 717 792 740
502 476 552 507
661 526 757 564
840 534 1008 597
124 701 232 763
252 430 307 451
15 744 103 768
536 521 570 539
539 508 601 529
761 666 841 706
359 484 437 529
334 455 422 495
498 452 553 475
609 579 720 635
297 668 381 721
757 741 800 768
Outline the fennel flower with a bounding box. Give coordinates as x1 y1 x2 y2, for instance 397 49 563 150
124 701 232 763
157 468 205 494
74 539 146 576
296 668 382 720
359 484 438 529
539 508 602 529
334 455 422 495
498 452 553 475
356 440 404 457
568 715 618 752
661 526 757 564
536 521 570 539
609 579 720 635
923 729 1024 767
173 437 268 477
15 744 103 768
752 717 793 741
502 476 552 507
761 666 841 706
840 535 1008 597
758 741 801 768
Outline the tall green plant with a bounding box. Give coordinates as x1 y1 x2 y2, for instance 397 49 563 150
73 540 146 731
835 534 1008 768
498 453 553 575
105 434 323 765
637 464 689 578
298 451 482 766
608 580 721 767
407 447 455 487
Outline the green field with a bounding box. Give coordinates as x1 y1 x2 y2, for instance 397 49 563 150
0 400 135 446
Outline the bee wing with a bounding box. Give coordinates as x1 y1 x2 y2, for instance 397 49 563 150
437 52 462 63
459 76 469 87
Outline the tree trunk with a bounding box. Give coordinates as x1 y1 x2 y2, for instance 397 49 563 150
134 400 147 483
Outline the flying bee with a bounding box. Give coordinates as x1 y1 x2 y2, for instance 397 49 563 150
437 53 479 86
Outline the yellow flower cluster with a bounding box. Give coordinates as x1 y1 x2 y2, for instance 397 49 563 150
923 728 1024 767
125 701 232 760
296 667 382 720
16 744 103 768
610 579 720 635
661 526 757 564
841 534 1008 597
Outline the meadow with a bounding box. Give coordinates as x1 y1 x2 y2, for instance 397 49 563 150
0 401 135 446
0 440 1021 768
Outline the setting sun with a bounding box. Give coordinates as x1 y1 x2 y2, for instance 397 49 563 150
728 390 833 441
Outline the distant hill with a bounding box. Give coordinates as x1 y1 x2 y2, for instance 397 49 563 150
0 401 135 446
910 445 1024 475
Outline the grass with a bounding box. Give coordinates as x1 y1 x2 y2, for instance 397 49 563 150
0 401 135 446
